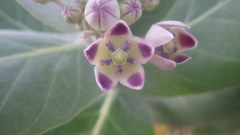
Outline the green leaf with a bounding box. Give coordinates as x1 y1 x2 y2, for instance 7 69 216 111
0 0 56 31
44 90 154 135
0 30 101 135
16 0 78 32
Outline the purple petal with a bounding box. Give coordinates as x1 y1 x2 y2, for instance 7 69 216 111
157 21 190 29
178 30 198 49
138 42 153 58
105 20 132 36
119 65 145 90
145 25 174 47
173 54 191 64
94 67 117 90
150 55 176 70
84 40 99 64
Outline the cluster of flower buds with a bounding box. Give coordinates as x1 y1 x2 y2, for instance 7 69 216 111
59 0 159 32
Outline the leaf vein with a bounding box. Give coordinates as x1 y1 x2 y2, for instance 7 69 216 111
19 53 65 135
0 58 29 113
186 0 231 26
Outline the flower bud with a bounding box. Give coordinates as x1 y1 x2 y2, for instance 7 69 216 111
140 0 159 11
119 0 142 25
32 0 52 4
62 5 83 24
75 0 87 10
84 0 120 31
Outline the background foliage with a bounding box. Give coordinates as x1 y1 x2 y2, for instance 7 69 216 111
0 0 240 134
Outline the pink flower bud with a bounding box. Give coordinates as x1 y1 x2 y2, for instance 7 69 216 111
84 0 120 31
62 5 83 24
119 0 142 25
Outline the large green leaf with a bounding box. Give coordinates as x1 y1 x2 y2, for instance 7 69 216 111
16 0 78 32
0 30 102 135
44 90 154 135
0 0 56 31
1 0 240 135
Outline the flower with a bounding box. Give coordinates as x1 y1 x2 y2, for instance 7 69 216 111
84 0 120 31
145 21 198 70
84 20 154 90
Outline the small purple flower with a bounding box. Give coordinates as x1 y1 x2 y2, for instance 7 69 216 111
84 20 154 90
84 0 120 31
145 21 198 70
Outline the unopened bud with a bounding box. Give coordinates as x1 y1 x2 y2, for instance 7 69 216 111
84 0 120 31
75 0 87 10
140 0 159 11
62 5 83 24
119 0 142 25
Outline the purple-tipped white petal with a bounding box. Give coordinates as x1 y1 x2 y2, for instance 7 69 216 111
120 65 145 90
127 37 154 64
84 0 120 31
145 25 174 47
94 67 118 90
150 55 176 70
84 39 113 65
138 38 154 60
157 21 190 29
105 20 132 37
84 40 100 65
176 29 198 51
173 54 191 64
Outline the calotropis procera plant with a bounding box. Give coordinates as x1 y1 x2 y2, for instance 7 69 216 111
33 0 197 90
2 0 240 135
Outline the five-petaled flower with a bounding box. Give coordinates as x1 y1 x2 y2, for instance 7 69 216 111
84 20 154 90
145 21 198 70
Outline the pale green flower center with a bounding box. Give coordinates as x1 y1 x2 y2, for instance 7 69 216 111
163 41 176 53
111 49 128 65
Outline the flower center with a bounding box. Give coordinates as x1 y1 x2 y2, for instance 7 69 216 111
111 48 128 65
163 41 177 53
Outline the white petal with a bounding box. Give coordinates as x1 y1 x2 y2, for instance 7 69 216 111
150 55 176 70
94 66 118 90
145 25 174 47
119 65 145 90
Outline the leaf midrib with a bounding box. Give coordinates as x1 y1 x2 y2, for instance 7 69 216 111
0 43 82 62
